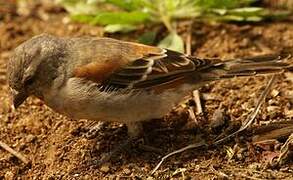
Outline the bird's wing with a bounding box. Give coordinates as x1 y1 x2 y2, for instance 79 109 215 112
72 38 214 91
103 49 213 90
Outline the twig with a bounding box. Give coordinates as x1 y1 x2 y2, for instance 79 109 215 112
150 75 276 175
277 133 293 164
238 173 265 180
150 141 206 175
252 125 293 142
213 75 276 145
186 25 192 56
210 165 229 178
193 90 203 114
252 120 293 135
138 144 162 154
186 21 203 115
0 140 29 164
187 108 197 124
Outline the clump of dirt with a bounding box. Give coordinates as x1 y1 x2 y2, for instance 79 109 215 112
0 3 293 179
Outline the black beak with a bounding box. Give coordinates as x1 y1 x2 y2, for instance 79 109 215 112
11 89 28 109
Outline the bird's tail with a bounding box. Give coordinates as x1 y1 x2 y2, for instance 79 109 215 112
200 53 293 81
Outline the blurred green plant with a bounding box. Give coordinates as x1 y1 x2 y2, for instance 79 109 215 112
56 0 288 52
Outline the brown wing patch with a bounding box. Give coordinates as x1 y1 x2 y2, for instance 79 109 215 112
72 38 165 83
74 61 123 83
123 41 163 58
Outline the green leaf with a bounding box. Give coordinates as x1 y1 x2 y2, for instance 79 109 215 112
56 0 100 15
105 0 145 11
164 0 180 12
211 8 228 15
158 32 184 53
245 16 263 21
220 7 268 22
60 0 289 32
207 7 272 22
138 31 157 45
171 0 201 19
104 24 137 33
71 14 96 23
194 0 256 9
228 7 264 17
91 11 150 25
217 15 245 21
71 11 150 25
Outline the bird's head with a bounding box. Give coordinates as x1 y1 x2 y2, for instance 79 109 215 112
7 34 66 108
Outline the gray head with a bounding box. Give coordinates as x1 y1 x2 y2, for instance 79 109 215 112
7 34 67 108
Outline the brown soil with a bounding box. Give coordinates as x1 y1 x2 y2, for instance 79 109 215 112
1 4 293 180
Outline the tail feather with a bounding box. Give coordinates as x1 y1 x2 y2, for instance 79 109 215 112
201 52 292 80
233 53 291 62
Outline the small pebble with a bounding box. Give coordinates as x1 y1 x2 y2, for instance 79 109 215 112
267 106 280 112
270 89 280 97
146 177 155 180
100 164 110 173
123 168 131 175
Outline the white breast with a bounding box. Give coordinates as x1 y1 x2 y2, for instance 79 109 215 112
44 78 198 124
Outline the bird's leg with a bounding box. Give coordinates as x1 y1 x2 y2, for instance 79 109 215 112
98 122 143 165
127 122 162 153
98 122 161 165
110 122 145 152
126 122 143 138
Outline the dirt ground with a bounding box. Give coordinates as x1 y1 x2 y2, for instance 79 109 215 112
1 3 293 180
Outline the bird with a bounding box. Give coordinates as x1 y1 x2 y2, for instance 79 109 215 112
7 33 293 138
